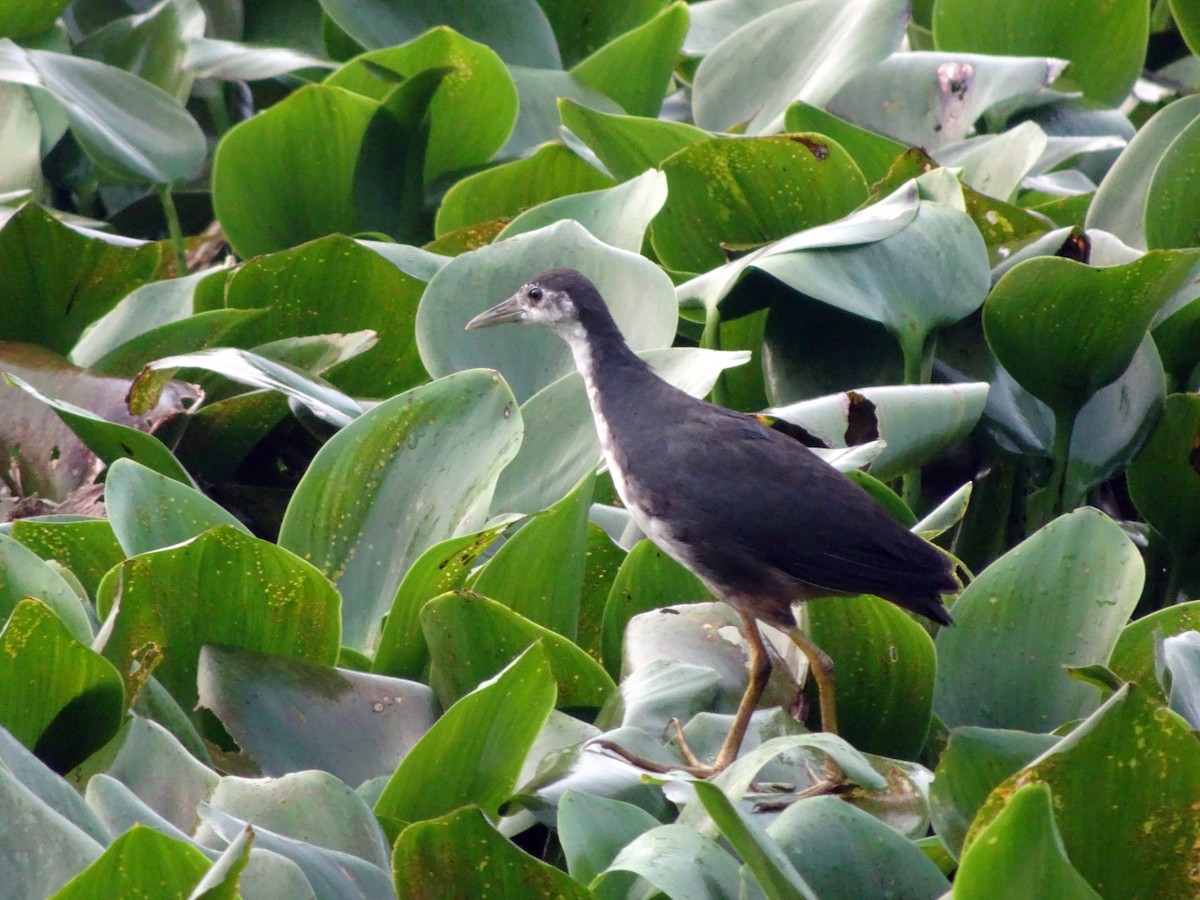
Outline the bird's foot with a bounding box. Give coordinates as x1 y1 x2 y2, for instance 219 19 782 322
589 717 738 779
590 736 714 778
750 757 847 811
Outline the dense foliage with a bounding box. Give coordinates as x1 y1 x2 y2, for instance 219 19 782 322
1 0 1199 897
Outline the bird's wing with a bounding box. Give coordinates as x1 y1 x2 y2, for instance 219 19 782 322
634 405 952 600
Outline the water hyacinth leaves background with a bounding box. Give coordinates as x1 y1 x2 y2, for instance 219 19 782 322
2 0 1200 896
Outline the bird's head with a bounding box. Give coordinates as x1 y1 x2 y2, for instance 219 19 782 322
466 267 607 338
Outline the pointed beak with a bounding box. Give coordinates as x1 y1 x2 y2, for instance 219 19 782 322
466 293 523 330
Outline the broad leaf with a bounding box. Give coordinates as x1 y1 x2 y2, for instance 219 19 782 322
373 645 555 833
935 509 1142 732
97 526 342 717
278 369 522 650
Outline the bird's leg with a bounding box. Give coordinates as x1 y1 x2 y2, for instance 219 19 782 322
786 627 838 735
663 611 774 775
706 611 773 772
595 610 773 778
787 626 846 795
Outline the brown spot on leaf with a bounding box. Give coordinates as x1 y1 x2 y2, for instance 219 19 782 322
1055 230 1091 263
789 136 829 160
845 391 880 445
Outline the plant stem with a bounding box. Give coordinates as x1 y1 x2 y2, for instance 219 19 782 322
159 186 188 275
205 89 231 137
900 330 938 510
1048 408 1076 519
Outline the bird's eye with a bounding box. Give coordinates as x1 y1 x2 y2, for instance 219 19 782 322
528 287 543 303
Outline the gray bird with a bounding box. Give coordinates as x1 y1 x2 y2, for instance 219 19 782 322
467 267 956 781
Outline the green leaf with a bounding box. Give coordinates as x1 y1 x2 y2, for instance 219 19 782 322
1108 601 1200 705
0 532 92 643
194 235 427 397
422 591 616 709
318 0 561 67
932 0 1148 107
1146 113 1200 250
68 269 219 371
757 197 990 363
183 36 336 81
434 142 613 236
1161 631 1200 727
784 101 907 185
983 252 1195 416
0 203 162 355
0 599 123 770
418 219 677 403
969 684 1200 899
594 823 742 899
50 825 211 899
827 52 1066 149
570 2 688 118
74 0 203 103
325 27 516 185
278 369 522 650
91 309 263 379
1087 94 1200 249
1171 0 1200 57
766 796 949 898
929 725 1058 857
372 519 517 679
652 135 868 275
471 471 593 637
71 715 217 834
205 769 390 870
505 65 624 157
556 789 660 886
197 645 437 787
558 98 709 182
0 725 110 844
691 781 818 900
10 517 123 603
577 523 627 665
766 382 989 482
498 169 668 253
97 526 342 717
1127 393 1200 561
104 458 249 557
198 802 392 898
0 39 204 184
5 372 194 487
953 783 1101 898
602 540 710 678
1062 336 1165 503
692 0 907 133
134 344 367 429
935 509 1142 732
0 0 71 39
373 644 555 831
212 85 380 257
0 766 103 898
802 593 937 759
392 806 594 898
538 0 671 66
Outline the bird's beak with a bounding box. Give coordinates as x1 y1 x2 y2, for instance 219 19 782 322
465 293 523 330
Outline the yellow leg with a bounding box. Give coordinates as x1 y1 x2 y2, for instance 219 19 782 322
787 626 846 797
593 610 772 777
787 627 838 735
707 611 773 772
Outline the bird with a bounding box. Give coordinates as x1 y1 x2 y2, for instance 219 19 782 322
466 267 957 785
